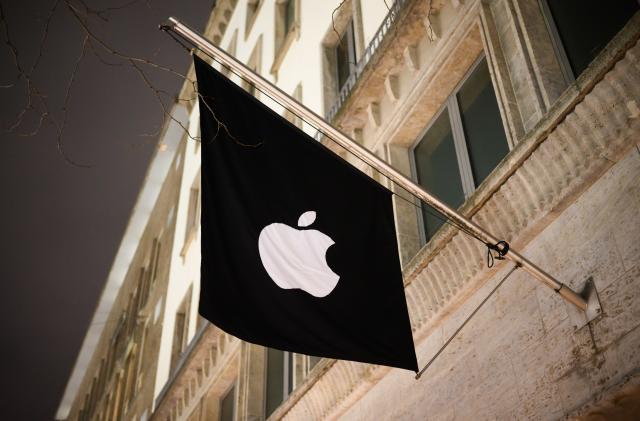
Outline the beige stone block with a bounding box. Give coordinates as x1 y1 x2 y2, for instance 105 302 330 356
528 147 634 293
490 0 511 35
590 265 640 350
403 45 419 72
610 324 640 377
454 360 520 420
535 282 569 334
515 372 565 420
556 363 597 415
609 151 640 272
492 268 538 313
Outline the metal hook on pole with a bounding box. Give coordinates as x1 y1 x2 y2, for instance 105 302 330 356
161 17 588 312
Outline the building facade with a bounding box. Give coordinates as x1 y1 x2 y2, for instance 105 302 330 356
57 0 640 420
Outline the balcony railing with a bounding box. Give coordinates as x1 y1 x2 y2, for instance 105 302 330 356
325 0 410 123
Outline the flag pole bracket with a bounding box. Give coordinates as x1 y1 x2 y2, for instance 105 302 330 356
566 277 602 330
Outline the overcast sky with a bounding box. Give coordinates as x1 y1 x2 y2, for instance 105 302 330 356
0 1 211 419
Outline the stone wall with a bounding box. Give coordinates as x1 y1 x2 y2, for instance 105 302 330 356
339 146 639 420
272 1 640 419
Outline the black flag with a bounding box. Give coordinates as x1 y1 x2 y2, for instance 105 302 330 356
195 56 417 371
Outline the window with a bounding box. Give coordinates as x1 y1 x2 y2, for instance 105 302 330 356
137 268 151 312
184 186 200 244
321 2 364 116
170 287 192 372
125 290 139 337
134 236 161 313
412 57 509 242
541 0 638 80
245 0 263 36
123 349 138 410
182 174 201 256
335 19 356 94
112 313 128 360
111 371 126 421
265 348 294 417
96 358 107 404
150 237 162 285
283 84 303 128
273 0 298 66
219 384 236 421
135 324 149 383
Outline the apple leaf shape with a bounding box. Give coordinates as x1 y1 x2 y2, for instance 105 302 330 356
297 211 316 227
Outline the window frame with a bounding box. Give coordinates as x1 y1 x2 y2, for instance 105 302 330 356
334 18 357 96
537 0 576 84
271 0 300 76
263 349 294 418
410 54 509 245
181 173 201 257
218 380 237 421
538 0 638 84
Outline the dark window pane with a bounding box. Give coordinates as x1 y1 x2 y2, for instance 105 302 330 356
220 385 235 421
547 0 638 76
265 348 284 417
414 109 465 240
336 20 355 92
457 59 509 186
287 352 294 394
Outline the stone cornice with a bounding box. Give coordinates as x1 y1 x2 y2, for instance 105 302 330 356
151 326 240 421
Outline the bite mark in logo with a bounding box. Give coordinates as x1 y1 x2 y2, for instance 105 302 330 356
258 211 339 297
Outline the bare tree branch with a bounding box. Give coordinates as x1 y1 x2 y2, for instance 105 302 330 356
1 0 258 167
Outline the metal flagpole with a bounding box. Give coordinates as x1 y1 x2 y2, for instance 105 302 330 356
161 17 588 312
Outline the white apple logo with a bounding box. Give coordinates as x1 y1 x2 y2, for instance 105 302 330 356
258 211 340 297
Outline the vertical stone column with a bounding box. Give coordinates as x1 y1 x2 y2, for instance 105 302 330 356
480 0 565 138
511 0 567 106
387 144 421 266
236 343 266 421
200 388 220 421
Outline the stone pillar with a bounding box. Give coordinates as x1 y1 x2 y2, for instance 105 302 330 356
200 388 220 421
480 0 565 138
236 343 266 421
387 144 421 266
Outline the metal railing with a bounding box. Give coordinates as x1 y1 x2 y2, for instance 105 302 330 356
325 0 410 123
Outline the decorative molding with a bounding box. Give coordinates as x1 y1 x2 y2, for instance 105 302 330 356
152 327 240 421
403 45 420 71
424 10 441 42
384 74 401 102
352 127 364 144
367 102 382 127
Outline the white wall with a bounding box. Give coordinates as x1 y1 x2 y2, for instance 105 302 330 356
217 0 390 131
153 105 202 403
